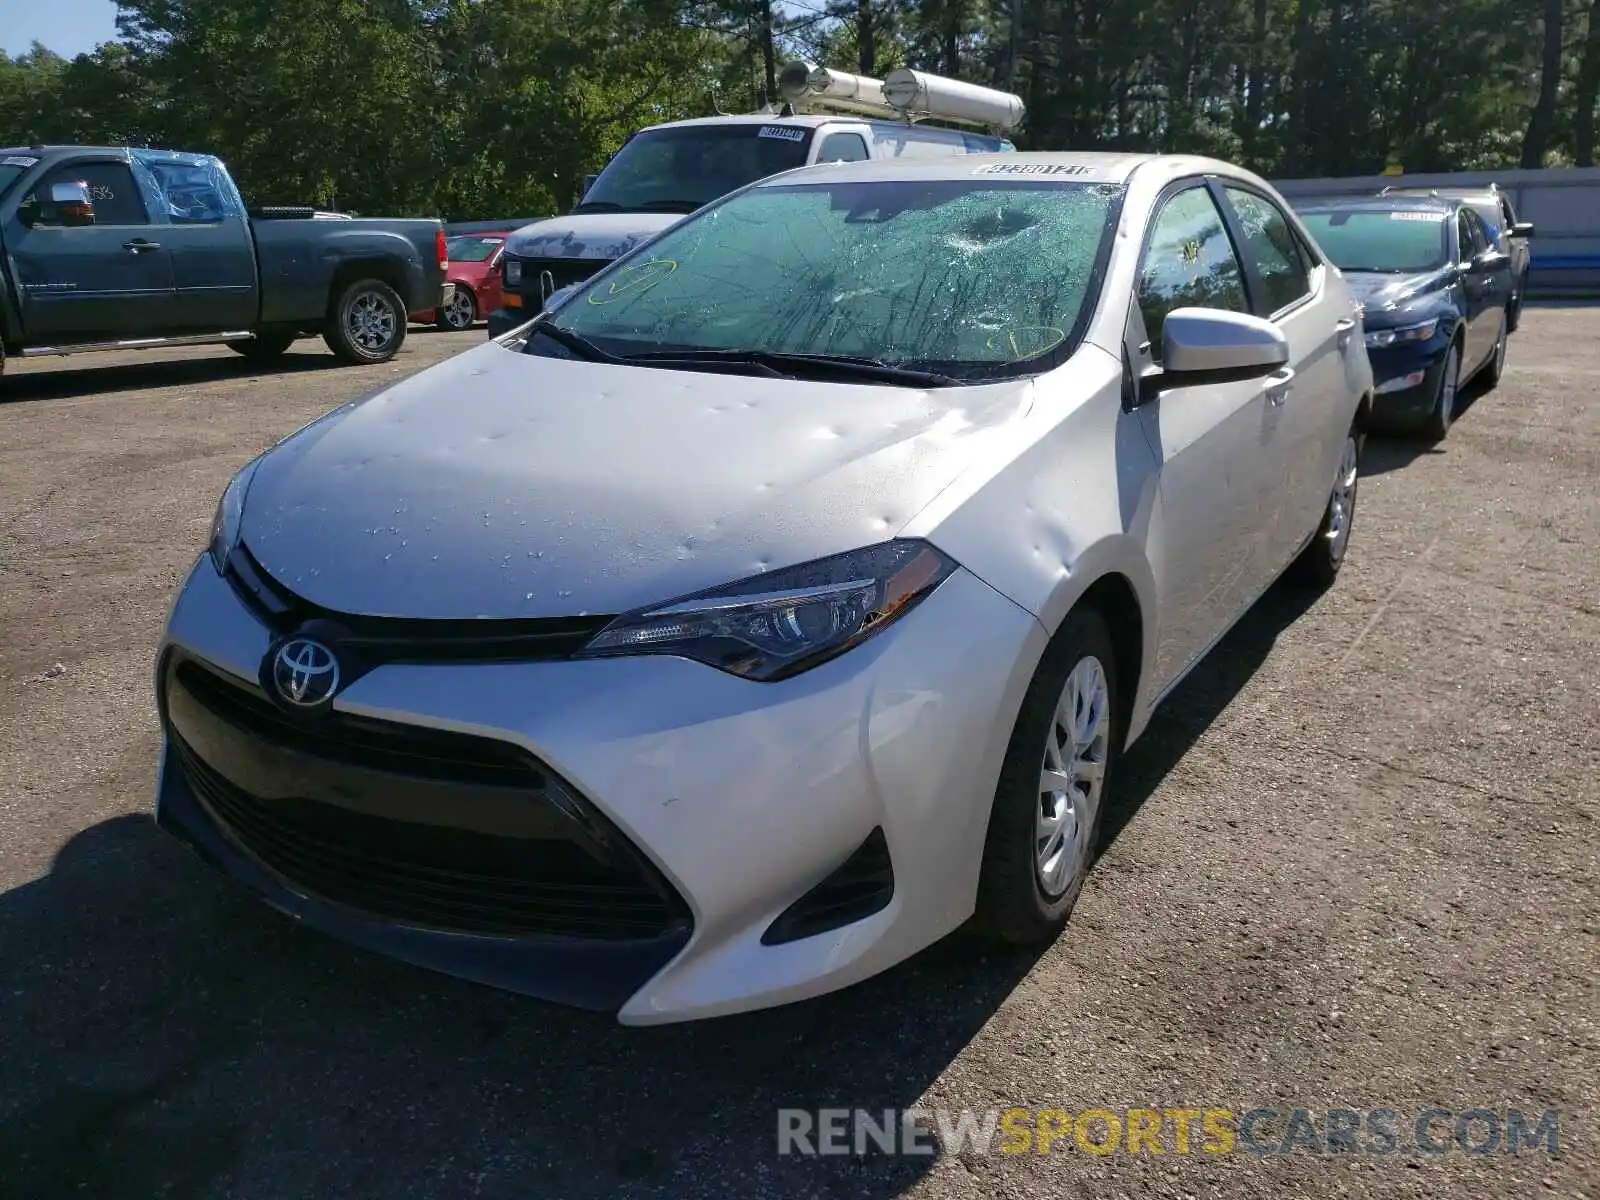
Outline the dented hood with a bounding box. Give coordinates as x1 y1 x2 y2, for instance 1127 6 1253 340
239 341 1034 619
504 212 683 262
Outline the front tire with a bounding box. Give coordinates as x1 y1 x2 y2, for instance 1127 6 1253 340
1479 310 1508 391
975 607 1118 945
1424 341 1461 441
437 286 477 331
1506 270 1527 333
1292 426 1361 589
324 279 407 364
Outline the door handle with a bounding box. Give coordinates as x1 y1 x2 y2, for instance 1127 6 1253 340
1334 316 1356 350
123 239 161 253
1264 367 1295 407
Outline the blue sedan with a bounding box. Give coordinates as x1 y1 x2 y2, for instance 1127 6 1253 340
1296 195 1513 439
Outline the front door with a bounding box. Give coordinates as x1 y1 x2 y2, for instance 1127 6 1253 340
1217 183 1353 573
1132 182 1291 694
5 156 175 342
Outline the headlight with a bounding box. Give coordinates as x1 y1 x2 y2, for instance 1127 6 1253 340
579 540 957 681
504 259 522 285
1365 318 1439 349
208 458 261 572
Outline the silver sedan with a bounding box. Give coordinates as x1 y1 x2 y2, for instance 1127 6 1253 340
154 152 1372 1023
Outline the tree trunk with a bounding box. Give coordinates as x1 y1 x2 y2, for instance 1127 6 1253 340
942 0 961 76
1241 0 1267 161
1521 0 1563 168
857 0 874 76
1575 0 1600 167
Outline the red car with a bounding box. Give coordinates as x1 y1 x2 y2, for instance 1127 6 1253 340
410 232 511 330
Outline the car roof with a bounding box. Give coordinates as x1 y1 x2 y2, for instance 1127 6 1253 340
1295 193 1459 215
749 150 1230 188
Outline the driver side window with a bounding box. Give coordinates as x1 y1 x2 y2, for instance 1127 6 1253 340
1137 186 1249 361
19 162 149 228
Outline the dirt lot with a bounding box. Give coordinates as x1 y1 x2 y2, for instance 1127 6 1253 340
1 315 1595 1199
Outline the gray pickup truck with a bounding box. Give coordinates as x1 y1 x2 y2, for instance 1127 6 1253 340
0 146 454 378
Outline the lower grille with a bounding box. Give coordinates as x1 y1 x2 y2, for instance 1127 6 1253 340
165 657 690 941
762 828 895 945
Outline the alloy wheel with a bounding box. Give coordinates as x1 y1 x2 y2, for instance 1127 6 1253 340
1326 434 1359 562
443 287 476 330
347 289 398 352
1036 655 1110 897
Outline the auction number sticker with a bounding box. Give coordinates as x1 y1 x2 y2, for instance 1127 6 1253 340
1 156 38 168
1389 211 1442 221
759 125 807 142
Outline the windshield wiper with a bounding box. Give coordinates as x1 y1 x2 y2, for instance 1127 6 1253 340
571 200 626 213
624 348 961 388
523 319 623 363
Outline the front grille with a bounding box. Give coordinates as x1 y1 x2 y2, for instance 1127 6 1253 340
166 658 690 941
507 255 609 298
224 545 612 665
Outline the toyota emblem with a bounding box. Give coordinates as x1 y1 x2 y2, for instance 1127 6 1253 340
271 637 340 708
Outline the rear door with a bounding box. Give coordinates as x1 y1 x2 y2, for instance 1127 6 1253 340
137 153 258 332
4 155 175 342
1132 181 1292 694
1215 182 1355 574
1456 208 1496 368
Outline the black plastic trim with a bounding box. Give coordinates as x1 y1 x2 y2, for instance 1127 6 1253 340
762 827 894 946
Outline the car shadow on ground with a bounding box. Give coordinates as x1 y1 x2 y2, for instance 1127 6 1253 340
0 350 346 405
0 586 1314 1199
1360 374 1493 476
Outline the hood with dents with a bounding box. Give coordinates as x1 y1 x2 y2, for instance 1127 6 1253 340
504 212 683 262
239 342 1034 619
1344 267 1455 319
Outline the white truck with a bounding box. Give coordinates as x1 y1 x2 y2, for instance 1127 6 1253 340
487 63 1027 335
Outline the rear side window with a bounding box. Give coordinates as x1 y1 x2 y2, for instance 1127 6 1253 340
1457 211 1479 259
21 162 149 226
142 158 242 224
1223 185 1311 314
817 132 869 163
1138 185 1249 357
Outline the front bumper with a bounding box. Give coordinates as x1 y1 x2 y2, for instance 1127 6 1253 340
1366 338 1448 427
154 553 1044 1023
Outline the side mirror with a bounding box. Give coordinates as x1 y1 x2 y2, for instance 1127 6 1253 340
1151 308 1290 394
50 180 96 226
1511 221 1535 239
1469 249 1510 274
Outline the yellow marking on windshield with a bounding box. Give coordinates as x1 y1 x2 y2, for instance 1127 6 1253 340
986 326 1066 362
587 258 678 305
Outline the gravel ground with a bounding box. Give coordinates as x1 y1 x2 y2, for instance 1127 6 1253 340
0 314 1595 1199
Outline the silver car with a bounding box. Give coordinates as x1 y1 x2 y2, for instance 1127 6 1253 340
155 152 1373 1024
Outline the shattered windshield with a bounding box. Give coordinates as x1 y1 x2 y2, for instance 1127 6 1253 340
544 177 1123 380
575 124 816 214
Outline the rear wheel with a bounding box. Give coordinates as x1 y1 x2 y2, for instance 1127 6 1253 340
1292 426 1361 589
1425 341 1461 441
226 330 297 361
975 608 1118 944
437 286 477 331
324 279 407 364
